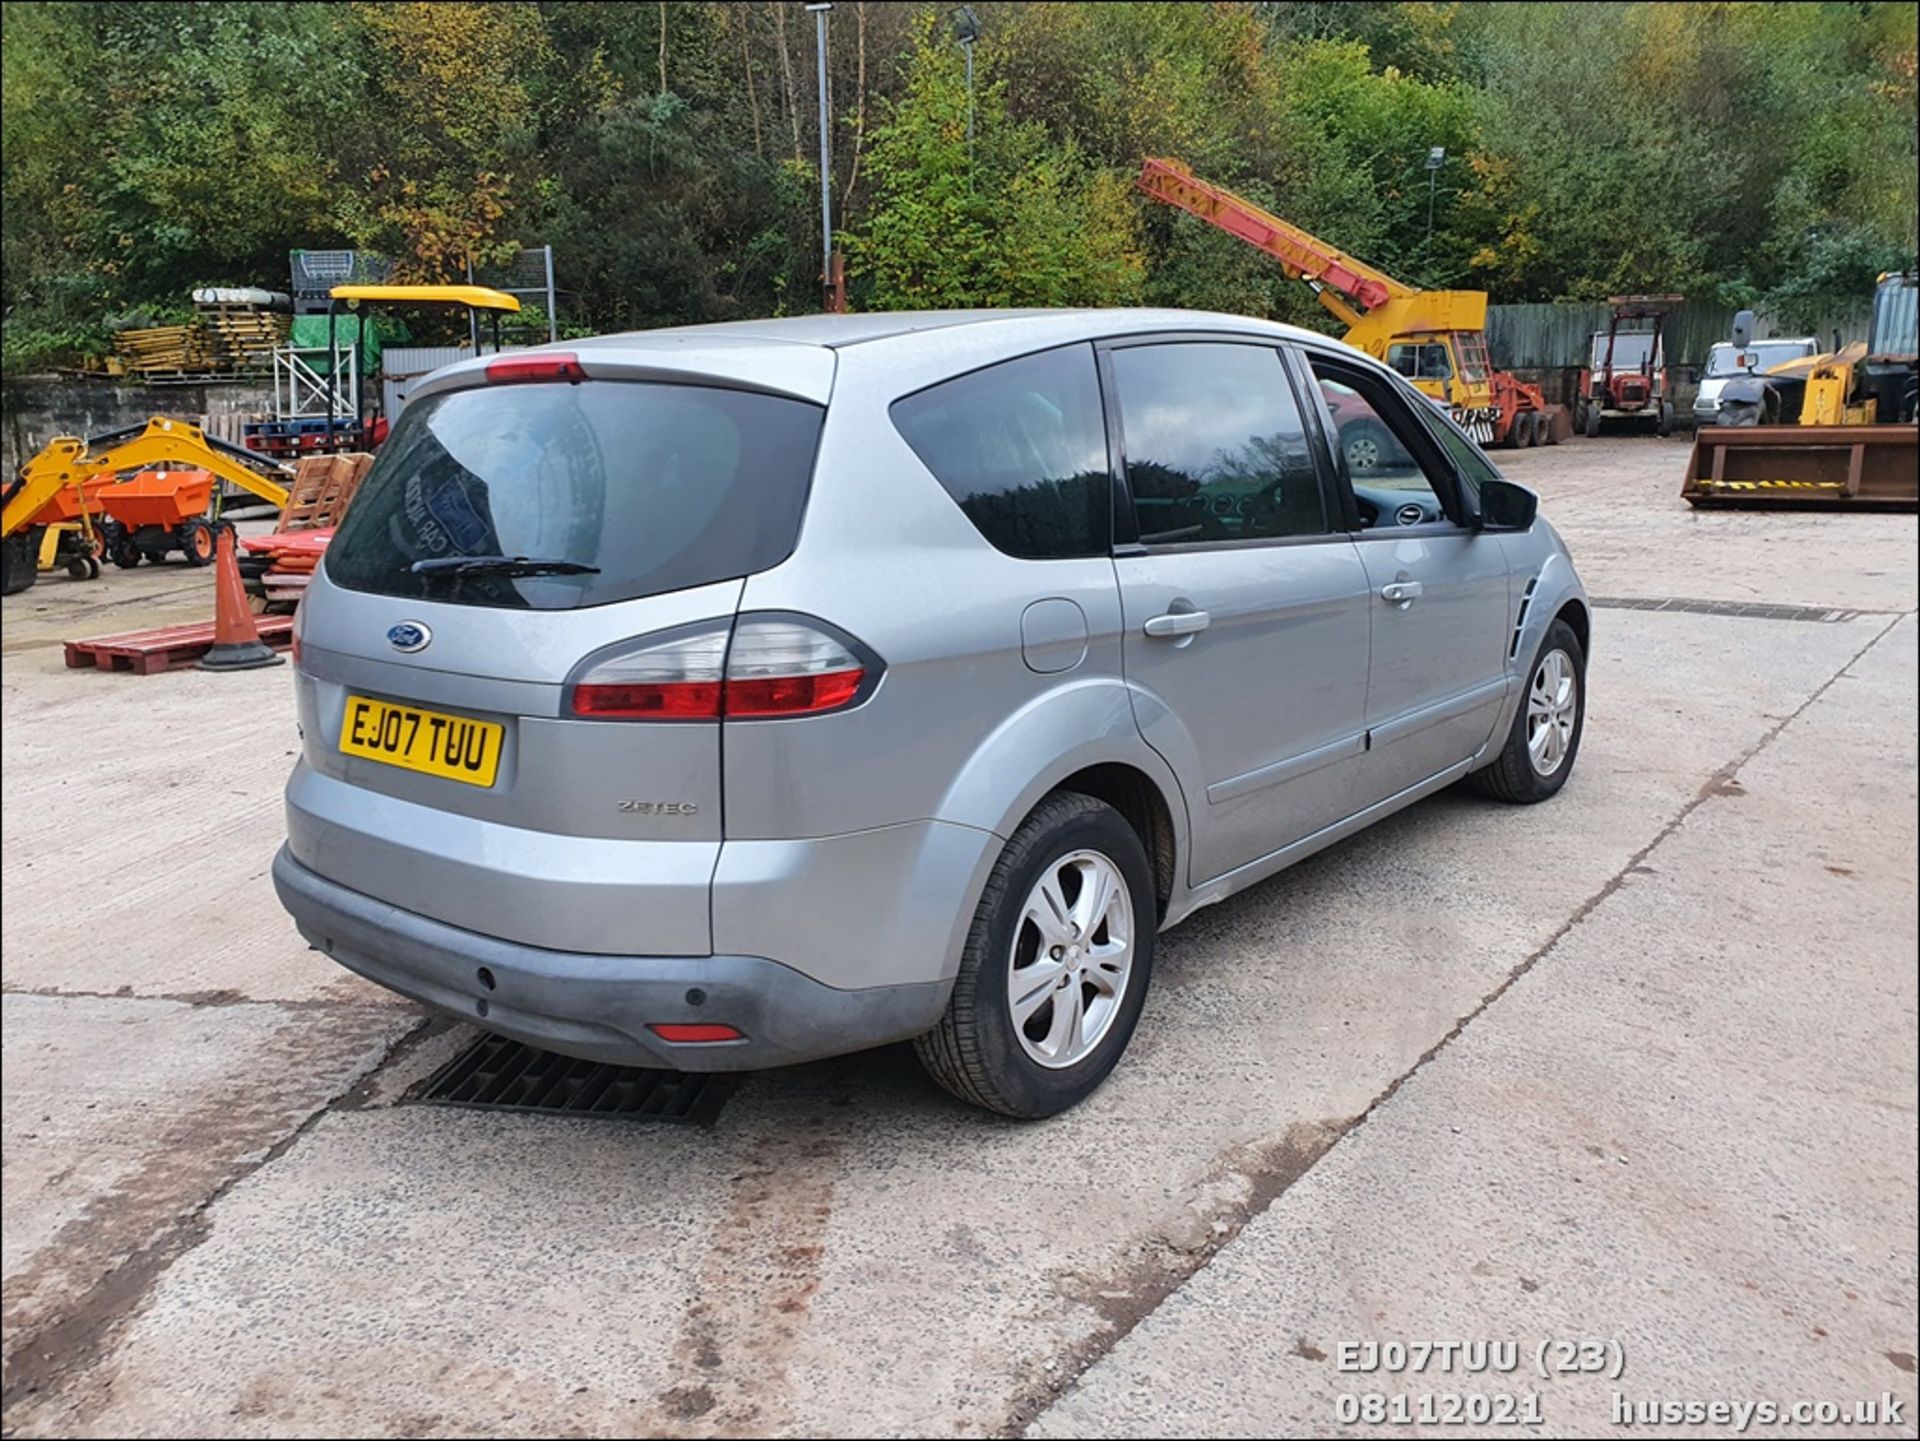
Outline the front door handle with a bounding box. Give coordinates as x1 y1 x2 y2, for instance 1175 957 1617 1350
1143 610 1211 638
1380 580 1424 606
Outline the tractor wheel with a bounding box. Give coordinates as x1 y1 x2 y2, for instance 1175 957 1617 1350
1 530 39 596
179 519 217 567
1656 400 1674 438
1583 401 1602 439
110 539 142 568
1522 412 1541 448
1542 411 1562 445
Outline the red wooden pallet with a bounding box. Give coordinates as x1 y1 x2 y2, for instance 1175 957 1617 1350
63 616 294 675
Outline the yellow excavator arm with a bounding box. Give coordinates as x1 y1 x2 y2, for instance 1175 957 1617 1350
3 416 293 539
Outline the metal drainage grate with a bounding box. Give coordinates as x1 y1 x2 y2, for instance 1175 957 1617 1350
415 1033 735 1125
1592 596 1883 624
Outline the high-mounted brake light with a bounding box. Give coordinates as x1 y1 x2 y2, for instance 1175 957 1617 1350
568 618 874 720
485 353 587 385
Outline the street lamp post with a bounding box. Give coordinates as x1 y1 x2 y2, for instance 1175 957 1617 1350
1425 145 1447 251
806 3 843 311
950 6 980 181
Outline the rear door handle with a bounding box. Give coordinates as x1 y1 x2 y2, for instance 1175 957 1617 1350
1380 581 1424 605
1143 610 1211 638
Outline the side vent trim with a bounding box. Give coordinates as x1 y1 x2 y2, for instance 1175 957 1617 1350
1510 577 1540 662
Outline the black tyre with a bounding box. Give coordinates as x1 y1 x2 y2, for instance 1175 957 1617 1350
1340 418 1399 477
1520 412 1540 448
110 539 142 568
916 792 1156 1119
1469 618 1586 804
1541 411 1561 445
1656 400 1674 438
1 530 39 596
65 555 91 580
1583 401 1602 438
179 519 216 566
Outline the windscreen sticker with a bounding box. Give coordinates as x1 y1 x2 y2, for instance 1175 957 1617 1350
421 474 493 552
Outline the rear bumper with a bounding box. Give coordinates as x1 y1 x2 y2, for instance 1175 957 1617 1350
274 846 950 1071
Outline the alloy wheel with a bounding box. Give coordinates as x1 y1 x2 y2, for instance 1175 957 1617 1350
1007 849 1135 1069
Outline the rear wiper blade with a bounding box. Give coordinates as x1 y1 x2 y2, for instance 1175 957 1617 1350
410 555 601 578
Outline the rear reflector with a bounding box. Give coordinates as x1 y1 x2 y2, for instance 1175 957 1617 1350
649 1023 745 1043
486 353 586 385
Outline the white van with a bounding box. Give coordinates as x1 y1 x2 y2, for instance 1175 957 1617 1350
1694 338 1818 427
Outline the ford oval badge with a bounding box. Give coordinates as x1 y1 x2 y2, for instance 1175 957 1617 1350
387 621 431 653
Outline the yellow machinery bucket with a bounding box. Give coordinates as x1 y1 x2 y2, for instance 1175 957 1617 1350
1682 425 1918 510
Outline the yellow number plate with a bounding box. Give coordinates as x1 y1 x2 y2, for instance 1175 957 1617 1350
340 695 503 787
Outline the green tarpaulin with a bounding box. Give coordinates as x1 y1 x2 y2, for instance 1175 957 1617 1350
287 313 411 377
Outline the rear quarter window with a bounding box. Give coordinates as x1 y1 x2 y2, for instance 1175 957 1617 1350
325 380 825 610
890 343 1110 559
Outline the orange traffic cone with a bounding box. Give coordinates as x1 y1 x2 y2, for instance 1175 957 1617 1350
199 525 285 671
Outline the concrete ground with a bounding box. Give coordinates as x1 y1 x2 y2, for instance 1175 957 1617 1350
2 435 1914 1438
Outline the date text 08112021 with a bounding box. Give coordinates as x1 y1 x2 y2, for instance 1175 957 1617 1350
1336 1392 1545 1426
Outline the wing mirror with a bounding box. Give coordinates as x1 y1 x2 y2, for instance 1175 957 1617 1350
1477 478 1539 532
1731 309 1755 350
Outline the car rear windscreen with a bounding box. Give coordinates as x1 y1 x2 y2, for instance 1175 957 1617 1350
325 380 825 610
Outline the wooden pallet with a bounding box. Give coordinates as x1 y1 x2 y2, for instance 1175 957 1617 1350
112 323 220 376
277 452 373 531
63 616 294 675
198 304 288 370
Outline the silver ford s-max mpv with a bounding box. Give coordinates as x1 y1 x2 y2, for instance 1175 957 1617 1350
275 309 1589 1117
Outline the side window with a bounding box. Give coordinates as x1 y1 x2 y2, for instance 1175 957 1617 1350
1305 355 1457 530
891 344 1109 560
1387 342 1452 381
1424 412 1501 500
1109 341 1327 546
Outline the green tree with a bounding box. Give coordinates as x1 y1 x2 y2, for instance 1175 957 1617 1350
853 16 1143 310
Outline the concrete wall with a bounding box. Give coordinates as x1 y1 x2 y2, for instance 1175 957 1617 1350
1 377 276 474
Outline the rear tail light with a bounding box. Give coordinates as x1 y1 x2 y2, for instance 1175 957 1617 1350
570 626 729 718
723 619 866 717
567 617 873 721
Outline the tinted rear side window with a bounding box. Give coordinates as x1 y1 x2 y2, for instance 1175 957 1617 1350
1111 341 1327 545
890 344 1109 559
325 381 825 610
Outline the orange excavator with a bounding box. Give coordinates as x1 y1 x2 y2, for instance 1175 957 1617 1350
1137 157 1569 450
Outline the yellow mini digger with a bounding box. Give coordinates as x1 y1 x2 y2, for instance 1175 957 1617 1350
2 417 293 595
